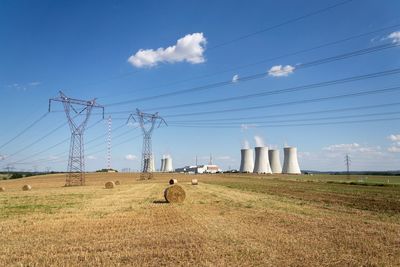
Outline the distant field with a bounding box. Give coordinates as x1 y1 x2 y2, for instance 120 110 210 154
0 173 399 266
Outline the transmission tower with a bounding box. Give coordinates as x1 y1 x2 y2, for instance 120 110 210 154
345 154 351 179
49 91 104 186
127 109 167 180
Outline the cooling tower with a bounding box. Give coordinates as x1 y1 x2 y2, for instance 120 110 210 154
144 156 155 172
239 149 254 173
268 149 282 174
164 157 173 172
282 147 301 174
160 158 165 172
253 147 272 174
150 156 155 172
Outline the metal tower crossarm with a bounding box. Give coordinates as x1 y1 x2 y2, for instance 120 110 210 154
49 91 104 186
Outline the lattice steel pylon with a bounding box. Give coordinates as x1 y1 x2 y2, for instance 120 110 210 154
127 109 167 180
49 91 104 186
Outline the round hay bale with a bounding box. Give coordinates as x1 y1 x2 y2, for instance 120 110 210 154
22 184 32 191
0 187 5 192
169 179 178 185
105 181 115 189
164 185 186 203
191 179 198 185
115 180 120 185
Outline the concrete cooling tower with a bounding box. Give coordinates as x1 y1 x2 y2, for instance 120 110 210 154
160 158 165 172
268 149 282 174
164 157 173 172
239 149 254 173
282 147 301 174
144 156 155 172
253 147 272 174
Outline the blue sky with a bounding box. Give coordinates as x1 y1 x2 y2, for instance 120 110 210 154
1 0 400 172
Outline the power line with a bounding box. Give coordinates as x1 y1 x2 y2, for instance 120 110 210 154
168 110 400 126
167 116 400 129
208 0 355 49
104 43 400 108
162 84 400 118
97 23 400 100
166 102 400 123
0 112 49 150
5 119 104 166
144 65 400 112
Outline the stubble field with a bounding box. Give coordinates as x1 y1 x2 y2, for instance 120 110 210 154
0 172 399 266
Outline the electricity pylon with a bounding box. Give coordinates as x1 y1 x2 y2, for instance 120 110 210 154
345 154 351 179
127 109 167 180
49 91 104 186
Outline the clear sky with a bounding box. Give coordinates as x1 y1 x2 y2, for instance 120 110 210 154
1 0 400 172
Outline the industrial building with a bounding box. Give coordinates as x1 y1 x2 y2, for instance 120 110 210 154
176 164 221 174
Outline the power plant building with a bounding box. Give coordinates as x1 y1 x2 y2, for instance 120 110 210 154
175 164 221 174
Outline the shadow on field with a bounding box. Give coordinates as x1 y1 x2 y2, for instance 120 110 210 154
153 200 168 204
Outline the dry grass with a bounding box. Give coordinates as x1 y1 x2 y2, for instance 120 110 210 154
0 172 399 266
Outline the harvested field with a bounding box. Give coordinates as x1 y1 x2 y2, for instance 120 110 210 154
0 172 399 266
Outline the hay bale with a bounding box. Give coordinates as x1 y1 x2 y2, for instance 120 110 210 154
115 180 120 185
164 185 186 203
105 181 115 189
0 187 5 192
169 179 178 185
22 184 31 191
191 179 198 185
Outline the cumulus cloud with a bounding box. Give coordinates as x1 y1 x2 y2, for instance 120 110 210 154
125 154 137 161
232 74 239 83
268 65 295 77
388 31 400 43
388 134 400 142
128 33 207 68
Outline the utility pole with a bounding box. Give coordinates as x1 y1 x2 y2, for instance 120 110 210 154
345 154 351 179
107 115 112 170
49 91 104 186
127 109 167 180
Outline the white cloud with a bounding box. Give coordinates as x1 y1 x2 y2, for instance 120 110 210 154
128 33 207 68
6 81 41 91
232 74 239 83
0 155 6 160
388 146 400 153
87 155 96 160
388 134 400 142
388 31 400 43
268 65 295 77
323 143 382 156
125 154 137 161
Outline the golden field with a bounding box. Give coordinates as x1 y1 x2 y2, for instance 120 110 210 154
1 172 400 266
